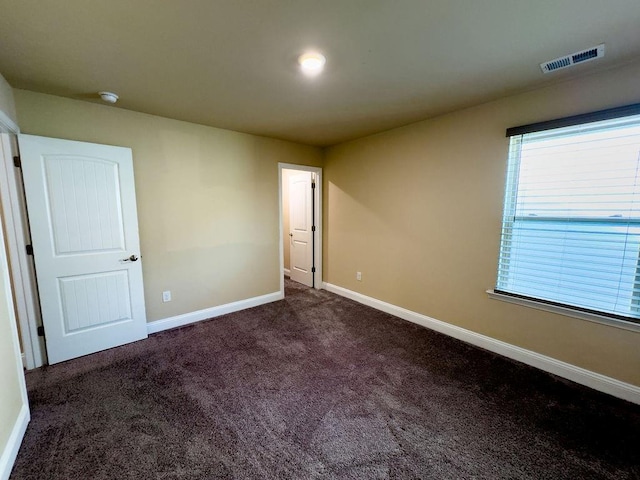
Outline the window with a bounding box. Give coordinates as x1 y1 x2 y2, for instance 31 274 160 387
496 104 640 325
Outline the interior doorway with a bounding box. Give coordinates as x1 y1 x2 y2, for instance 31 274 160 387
0 132 149 368
0 123 47 369
279 164 322 295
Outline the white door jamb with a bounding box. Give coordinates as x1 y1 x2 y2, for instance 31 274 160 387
0 115 45 369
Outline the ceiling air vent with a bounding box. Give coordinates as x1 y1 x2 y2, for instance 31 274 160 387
540 44 605 73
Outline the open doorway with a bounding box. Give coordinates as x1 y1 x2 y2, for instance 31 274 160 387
0 133 149 368
278 163 322 296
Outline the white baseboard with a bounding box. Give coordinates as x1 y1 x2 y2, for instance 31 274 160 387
284 268 291 277
322 282 640 405
0 404 29 480
147 291 283 335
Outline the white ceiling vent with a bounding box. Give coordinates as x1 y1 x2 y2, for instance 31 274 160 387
540 44 605 73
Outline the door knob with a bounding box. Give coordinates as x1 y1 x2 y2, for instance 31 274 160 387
122 255 139 262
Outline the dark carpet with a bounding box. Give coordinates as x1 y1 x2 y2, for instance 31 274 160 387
11 279 640 479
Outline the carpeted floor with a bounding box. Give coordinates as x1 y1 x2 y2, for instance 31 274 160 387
11 279 640 479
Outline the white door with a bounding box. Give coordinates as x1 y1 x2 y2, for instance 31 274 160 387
19 134 147 364
289 172 314 287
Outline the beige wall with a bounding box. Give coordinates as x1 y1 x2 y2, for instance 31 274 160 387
324 60 640 386
0 223 24 457
14 90 323 322
0 73 27 474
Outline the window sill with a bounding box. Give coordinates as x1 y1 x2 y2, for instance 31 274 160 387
486 290 640 333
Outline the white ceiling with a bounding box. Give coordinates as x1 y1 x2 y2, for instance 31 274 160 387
1 0 639 146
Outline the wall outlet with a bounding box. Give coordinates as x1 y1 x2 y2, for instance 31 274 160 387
356 271 362 281
162 290 172 302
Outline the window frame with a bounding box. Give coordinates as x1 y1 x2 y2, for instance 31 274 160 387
490 103 640 332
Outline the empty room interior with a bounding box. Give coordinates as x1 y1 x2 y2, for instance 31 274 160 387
0 1 639 479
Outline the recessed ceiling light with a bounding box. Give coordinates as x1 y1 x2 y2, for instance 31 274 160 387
298 52 326 76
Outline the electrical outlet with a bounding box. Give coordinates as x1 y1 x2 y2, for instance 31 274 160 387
356 271 362 281
162 290 172 302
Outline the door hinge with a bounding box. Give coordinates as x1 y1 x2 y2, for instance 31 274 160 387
13 156 21 168
37 325 45 337
311 226 316 232
311 267 316 273
25 244 34 255
311 182 316 189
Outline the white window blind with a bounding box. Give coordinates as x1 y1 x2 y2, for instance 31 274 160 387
497 111 640 323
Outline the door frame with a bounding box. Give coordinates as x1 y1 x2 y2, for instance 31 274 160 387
278 163 322 295
0 114 46 369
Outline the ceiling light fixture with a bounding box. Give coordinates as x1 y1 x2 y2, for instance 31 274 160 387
99 91 119 103
298 52 326 76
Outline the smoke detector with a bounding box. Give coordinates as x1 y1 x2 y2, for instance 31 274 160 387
540 44 605 74
99 91 119 103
